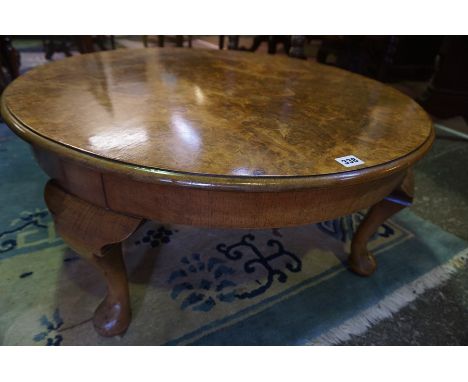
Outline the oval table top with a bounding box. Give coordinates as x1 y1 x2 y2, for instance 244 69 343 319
1 48 433 190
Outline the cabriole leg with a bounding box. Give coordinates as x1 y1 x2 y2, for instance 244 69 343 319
349 169 414 276
44 180 143 336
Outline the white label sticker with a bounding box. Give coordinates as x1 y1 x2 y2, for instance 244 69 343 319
335 155 365 167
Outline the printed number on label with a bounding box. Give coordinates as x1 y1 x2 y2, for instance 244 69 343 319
335 155 365 168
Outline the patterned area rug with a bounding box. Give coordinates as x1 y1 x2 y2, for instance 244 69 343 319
1 123 467 345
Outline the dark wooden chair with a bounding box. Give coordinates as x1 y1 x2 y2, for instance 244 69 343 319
0 37 20 95
143 36 192 48
218 36 239 50
316 36 443 82
43 36 115 60
218 35 308 59
419 36 468 118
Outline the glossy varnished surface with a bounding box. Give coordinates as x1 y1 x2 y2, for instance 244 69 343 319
2 48 433 183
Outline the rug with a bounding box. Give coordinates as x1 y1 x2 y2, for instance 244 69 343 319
1 123 467 345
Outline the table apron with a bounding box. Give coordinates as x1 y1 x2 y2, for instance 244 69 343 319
33 146 406 229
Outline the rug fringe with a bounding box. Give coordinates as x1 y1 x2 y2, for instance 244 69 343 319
307 247 468 345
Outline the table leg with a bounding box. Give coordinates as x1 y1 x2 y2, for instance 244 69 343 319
44 180 143 337
349 169 414 276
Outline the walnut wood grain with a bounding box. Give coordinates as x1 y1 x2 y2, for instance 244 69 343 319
102 170 407 228
33 146 406 228
44 181 143 336
2 48 433 190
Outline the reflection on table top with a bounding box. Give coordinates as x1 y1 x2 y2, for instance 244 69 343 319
2 48 433 179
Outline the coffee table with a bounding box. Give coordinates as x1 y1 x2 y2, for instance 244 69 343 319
1 48 434 337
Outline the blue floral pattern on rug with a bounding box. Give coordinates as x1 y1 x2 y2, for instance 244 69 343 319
317 212 395 242
217 234 301 299
0 209 49 254
134 226 174 248
33 309 64 346
168 253 237 312
168 234 301 312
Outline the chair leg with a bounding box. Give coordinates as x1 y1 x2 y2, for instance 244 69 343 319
158 36 165 48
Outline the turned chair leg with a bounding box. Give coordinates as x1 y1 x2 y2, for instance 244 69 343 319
44 181 143 336
349 169 414 276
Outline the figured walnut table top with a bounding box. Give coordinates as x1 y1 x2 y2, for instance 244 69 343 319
1 48 433 189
